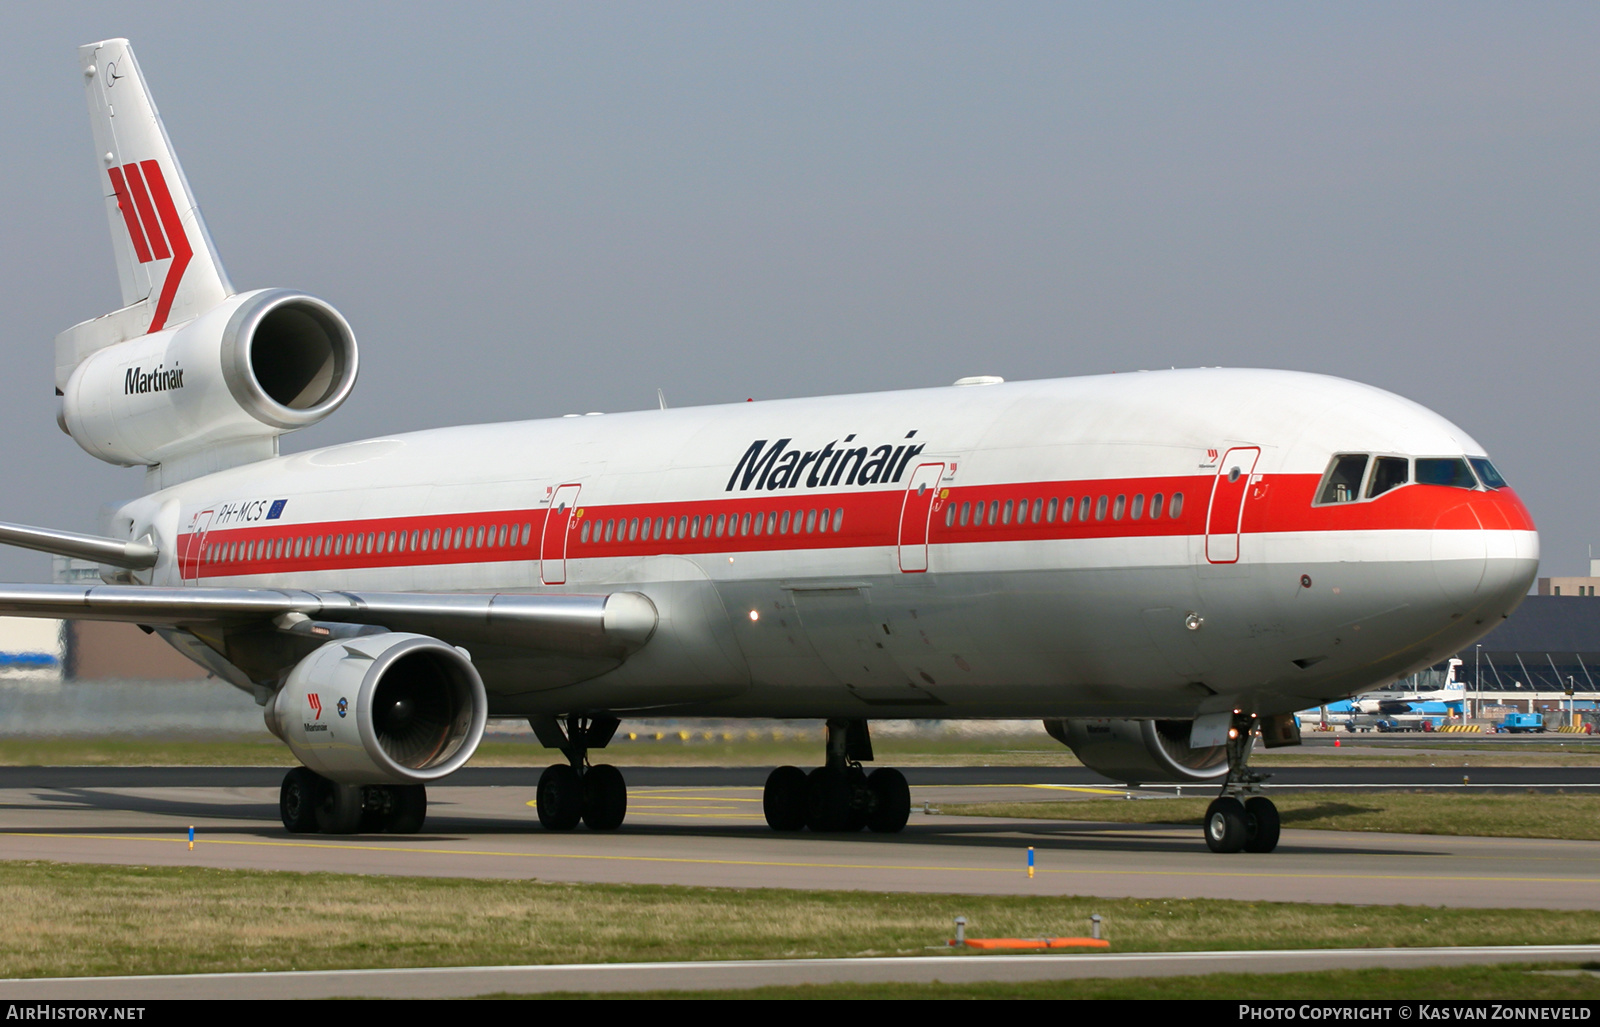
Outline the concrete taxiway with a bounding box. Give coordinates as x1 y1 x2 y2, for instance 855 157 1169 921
7 946 1600 999
0 767 1598 908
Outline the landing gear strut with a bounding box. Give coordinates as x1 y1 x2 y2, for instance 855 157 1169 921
1203 711 1280 854
279 767 428 835
763 719 911 834
531 714 628 831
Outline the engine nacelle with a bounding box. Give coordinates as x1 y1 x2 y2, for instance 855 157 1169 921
1044 718 1228 785
60 288 357 468
265 632 487 785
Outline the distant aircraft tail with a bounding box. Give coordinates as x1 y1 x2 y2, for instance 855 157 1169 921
77 38 231 336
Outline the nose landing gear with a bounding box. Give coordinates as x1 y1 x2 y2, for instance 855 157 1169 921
1203 712 1281 853
763 719 911 834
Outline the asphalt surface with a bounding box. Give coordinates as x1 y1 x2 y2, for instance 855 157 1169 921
0 763 1598 789
2 766 1599 910
7 946 1600 998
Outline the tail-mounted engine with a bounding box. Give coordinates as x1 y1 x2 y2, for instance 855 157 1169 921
265 632 487 785
58 288 357 474
1044 718 1228 785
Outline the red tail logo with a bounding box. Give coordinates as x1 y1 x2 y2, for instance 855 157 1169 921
307 693 322 719
106 160 191 333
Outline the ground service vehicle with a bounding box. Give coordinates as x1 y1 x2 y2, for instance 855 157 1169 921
0 40 1539 854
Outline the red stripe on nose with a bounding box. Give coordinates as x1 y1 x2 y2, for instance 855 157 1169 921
120 163 170 260
106 166 154 264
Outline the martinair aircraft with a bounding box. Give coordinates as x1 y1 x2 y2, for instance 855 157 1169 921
0 40 1538 853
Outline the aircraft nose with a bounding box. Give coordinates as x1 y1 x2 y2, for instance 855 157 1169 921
1431 487 1538 616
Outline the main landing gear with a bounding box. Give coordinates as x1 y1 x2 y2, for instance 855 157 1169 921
762 719 912 834
1203 711 1281 854
279 767 427 835
531 714 628 831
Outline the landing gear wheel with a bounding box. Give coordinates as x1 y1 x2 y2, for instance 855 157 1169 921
804 766 851 832
537 764 583 830
1243 796 1280 853
582 764 628 830
1204 796 1247 853
358 787 388 833
763 766 808 831
843 767 869 832
865 768 911 833
316 782 363 835
279 767 322 834
387 785 427 834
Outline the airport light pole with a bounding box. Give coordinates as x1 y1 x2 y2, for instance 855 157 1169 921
1474 644 1482 723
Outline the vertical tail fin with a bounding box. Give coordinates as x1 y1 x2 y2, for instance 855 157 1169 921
78 39 231 333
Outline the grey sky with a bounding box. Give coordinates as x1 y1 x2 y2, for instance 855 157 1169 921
1 3 1595 580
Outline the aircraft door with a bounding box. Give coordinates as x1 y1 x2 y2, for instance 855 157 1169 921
1204 447 1260 564
540 484 581 585
181 510 213 584
897 462 946 573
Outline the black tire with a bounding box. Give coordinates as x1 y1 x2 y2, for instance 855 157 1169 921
537 764 583 830
316 782 363 835
763 766 808 831
865 767 911 834
804 766 851 832
279 767 323 834
582 764 628 830
844 767 870 832
1243 796 1280 853
387 785 427 834
1204 796 1247 853
358 787 388 834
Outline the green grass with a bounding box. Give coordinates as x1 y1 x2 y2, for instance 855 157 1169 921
3 861 1600 979
501 965 1600 999
944 792 1600 841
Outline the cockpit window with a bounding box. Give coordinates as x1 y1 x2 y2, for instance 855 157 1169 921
1367 457 1409 499
1469 458 1507 489
1415 457 1477 489
1317 454 1368 504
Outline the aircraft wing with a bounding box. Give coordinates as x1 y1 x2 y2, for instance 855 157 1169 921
0 584 656 659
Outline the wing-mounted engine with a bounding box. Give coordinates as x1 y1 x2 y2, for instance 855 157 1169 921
1044 718 1228 785
264 632 487 785
58 288 357 479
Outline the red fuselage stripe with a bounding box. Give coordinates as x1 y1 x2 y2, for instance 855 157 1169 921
174 473 1535 580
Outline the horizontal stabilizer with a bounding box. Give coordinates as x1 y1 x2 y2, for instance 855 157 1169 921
0 520 157 570
0 584 656 659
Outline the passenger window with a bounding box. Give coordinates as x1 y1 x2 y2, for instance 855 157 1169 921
945 505 955 528
1170 493 1184 519
1131 494 1145 519
959 501 971 526
1112 495 1126 520
767 512 778 534
778 510 791 534
1080 498 1092 523
739 512 751 535
1416 458 1477 489
1367 457 1409 498
1095 495 1108 521
833 509 844 531
987 500 1000 525
1030 498 1043 523
580 522 591 543
1046 498 1058 523
1317 454 1369 504
1001 500 1013 525
1150 493 1164 519
655 516 666 539
1469 458 1507 489
806 509 817 533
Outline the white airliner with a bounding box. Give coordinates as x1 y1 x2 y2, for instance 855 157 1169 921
0 40 1538 853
